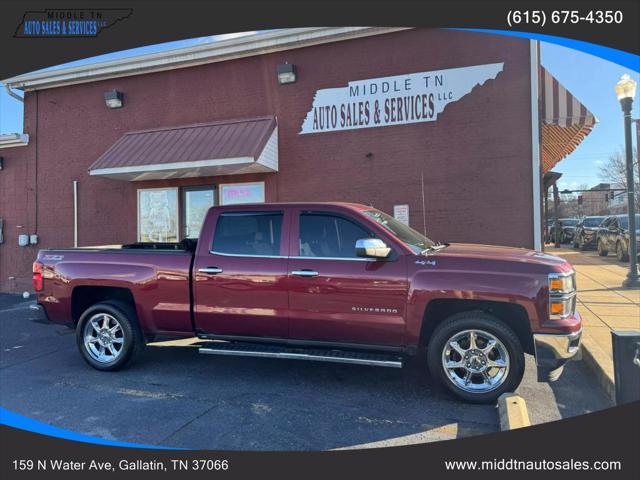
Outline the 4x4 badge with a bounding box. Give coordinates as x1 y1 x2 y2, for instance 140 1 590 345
416 259 436 266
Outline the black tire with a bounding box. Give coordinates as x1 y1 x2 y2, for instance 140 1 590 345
76 301 144 371
597 240 609 256
579 235 587 251
426 311 525 404
616 241 629 262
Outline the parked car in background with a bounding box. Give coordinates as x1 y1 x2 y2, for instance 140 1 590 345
548 218 579 244
33 202 581 404
596 214 640 262
573 216 606 250
544 218 555 243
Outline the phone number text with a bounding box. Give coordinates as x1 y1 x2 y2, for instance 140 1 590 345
507 10 623 27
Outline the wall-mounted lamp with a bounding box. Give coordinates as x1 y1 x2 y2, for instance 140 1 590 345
277 63 297 85
104 90 124 109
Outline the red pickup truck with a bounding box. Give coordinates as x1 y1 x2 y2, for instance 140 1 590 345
34 202 581 403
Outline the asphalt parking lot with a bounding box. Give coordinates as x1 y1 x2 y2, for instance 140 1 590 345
0 294 612 451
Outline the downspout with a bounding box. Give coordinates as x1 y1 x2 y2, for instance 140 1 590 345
529 40 542 251
4 84 24 103
73 181 78 247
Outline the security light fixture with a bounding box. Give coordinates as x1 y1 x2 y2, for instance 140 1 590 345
104 90 124 109
277 63 297 84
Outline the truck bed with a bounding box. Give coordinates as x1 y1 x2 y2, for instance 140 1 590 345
36 243 195 335
44 238 198 253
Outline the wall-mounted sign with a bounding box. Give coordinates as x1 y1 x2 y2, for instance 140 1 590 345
220 182 265 205
300 63 503 134
393 204 410 226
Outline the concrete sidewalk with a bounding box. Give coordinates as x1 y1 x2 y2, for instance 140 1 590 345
549 247 640 400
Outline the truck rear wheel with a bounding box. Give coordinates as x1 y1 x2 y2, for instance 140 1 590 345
427 312 525 404
76 301 144 371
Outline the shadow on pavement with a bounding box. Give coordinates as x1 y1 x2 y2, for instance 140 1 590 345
546 360 614 418
0 295 615 450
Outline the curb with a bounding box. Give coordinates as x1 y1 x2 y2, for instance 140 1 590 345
580 334 615 402
497 393 530 430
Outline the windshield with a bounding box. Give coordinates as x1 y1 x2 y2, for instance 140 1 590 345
583 217 605 227
619 215 640 230
362 209 436 254
560 219 579 226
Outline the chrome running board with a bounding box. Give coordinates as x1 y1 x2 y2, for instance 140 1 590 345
198 342 403 368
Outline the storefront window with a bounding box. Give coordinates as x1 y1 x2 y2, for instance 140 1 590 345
137 188 179 242
219 182 265 205
183 187 215 238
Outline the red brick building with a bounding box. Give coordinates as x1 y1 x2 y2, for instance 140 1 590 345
0 28 594 292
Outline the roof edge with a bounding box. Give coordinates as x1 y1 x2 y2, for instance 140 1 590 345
3 27 410 92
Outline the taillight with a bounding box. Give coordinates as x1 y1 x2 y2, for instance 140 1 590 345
32 261 43 291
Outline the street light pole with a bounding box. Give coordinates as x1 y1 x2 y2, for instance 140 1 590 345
615 75 639 289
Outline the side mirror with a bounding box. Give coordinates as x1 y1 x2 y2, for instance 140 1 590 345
355 238 391 259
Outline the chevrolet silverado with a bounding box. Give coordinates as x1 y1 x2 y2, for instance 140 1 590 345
34 202 581 403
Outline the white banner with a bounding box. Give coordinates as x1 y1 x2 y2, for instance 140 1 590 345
393 205 410 226
300 63 504 134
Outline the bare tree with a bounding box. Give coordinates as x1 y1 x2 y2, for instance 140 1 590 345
598 146 639 210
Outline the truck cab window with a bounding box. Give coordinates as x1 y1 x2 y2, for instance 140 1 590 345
299 213 372 258
213 213 283 256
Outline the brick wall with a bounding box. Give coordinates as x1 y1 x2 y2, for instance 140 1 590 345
0 28 534 292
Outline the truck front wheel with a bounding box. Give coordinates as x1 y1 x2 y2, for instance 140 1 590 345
76 301 144 371
427 312 525 404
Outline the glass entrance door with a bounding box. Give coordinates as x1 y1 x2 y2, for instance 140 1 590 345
183 187 215 238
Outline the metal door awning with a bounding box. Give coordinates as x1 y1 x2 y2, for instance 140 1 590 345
540 66 597 173
89 116 278 181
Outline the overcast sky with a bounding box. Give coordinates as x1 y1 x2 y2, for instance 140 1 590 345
1 30 638 192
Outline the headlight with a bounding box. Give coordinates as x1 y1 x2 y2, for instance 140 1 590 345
548 272 575 294
548 272 577 319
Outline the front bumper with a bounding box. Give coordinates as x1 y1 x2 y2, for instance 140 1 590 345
583 236 596 247
533 329 582 381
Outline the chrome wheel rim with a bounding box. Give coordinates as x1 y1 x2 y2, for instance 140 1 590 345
441 329 510 393
83 313 125 363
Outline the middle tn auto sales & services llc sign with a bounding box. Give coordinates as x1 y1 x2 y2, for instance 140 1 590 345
299 63 504 134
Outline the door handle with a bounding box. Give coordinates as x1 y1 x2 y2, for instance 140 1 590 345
291 270 319 277
199 267 223 274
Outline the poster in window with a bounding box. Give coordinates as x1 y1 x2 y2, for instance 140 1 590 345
220 182 265 205
138 188 179 242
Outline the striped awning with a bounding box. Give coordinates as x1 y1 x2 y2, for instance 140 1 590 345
540 66 597 173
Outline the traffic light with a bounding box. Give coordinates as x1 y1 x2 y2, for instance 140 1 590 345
578 195 583 205
610 191 615 200
605 193 609 202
